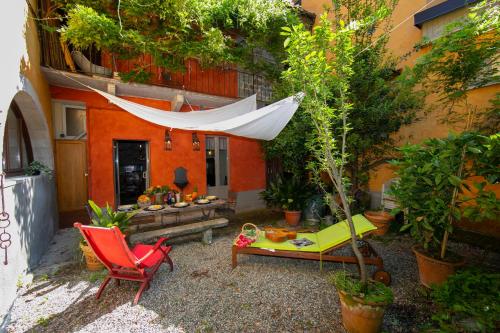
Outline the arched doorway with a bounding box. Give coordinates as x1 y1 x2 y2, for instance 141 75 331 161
2 100 34 176
8 90 54 169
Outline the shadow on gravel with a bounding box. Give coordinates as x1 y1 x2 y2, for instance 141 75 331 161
24 286 129 333
384 303 432 333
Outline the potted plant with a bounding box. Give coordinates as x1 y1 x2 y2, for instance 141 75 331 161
390 133 499 287
25 161 52 177
80 200 137 271
280 7 394 331
143 186 155 203
364 208 394 236
331 271 393 333
260 176 312 226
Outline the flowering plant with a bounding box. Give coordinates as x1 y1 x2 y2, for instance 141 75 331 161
144 185 170 195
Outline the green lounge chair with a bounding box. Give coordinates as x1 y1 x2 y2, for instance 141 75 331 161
232 214 391 285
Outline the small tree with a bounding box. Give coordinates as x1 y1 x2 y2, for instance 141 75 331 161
332 0 423 196
265 0 423 199
281 11 386 284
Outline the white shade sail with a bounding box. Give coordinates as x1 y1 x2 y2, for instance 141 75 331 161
90 87 303 140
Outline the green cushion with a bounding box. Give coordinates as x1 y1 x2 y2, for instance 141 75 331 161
315 214 376 251
247 214 376 253
249 232 320 252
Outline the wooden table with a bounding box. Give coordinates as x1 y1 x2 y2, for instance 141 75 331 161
127 200 227 229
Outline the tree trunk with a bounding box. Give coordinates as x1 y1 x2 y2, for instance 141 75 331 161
338 189 368 285
351 154 359 195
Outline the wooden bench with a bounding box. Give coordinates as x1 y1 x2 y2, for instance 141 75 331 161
129 218 229 245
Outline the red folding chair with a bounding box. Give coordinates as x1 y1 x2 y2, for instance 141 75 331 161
74 222 174 305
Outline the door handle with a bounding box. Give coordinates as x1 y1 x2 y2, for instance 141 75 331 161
143 171 147 179
84 172 88 177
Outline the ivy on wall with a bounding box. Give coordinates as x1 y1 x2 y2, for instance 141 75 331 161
54 0 300 81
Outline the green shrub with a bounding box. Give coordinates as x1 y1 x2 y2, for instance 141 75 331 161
390 132 500 257
329 271 393 304
260 176 314 211
431 269 500 332
87 200 136 233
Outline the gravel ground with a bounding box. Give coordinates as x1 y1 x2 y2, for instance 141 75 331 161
5 224 500 333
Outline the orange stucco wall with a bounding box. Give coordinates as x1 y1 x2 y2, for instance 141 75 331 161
50 86 265 206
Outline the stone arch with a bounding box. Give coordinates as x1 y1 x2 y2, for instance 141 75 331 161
2 76 53 170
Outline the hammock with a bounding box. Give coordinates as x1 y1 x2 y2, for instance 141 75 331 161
89 87 303 140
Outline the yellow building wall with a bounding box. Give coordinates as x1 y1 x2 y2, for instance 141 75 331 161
22 0 54 142
301 0 499 192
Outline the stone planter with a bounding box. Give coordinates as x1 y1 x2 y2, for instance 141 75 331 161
80 242 104 271
364 211 394 236
412 245 465 288
338 289 389 333
284 210 301 226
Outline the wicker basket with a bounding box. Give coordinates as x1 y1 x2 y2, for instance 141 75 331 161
80 243 104 271
239 223 260 242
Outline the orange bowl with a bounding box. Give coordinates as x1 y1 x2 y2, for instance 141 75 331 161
265 230 288 243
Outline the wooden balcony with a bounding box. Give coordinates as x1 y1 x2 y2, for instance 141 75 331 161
40 37 272 103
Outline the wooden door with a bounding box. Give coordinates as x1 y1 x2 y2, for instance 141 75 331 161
55 140 88 212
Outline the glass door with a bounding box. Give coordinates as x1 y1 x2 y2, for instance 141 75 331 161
206 136 229 199
113 140 149 206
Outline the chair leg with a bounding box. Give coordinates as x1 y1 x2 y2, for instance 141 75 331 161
96 276 112 300
165 255 174 272
115 279 121 286
134 280 149 305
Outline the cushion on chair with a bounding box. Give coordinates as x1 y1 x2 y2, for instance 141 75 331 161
132 244 172 268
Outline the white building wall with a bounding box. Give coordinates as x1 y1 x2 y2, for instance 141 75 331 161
0 1 58 325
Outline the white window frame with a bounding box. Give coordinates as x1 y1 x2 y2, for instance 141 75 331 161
52 100 87 140
205 135 230 190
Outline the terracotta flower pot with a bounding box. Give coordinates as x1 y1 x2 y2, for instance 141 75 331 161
284 210 301 226
338 290 389 333
364 211 394 236
80 243 104 271
412 245 465 288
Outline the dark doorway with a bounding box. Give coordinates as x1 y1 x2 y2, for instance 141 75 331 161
113 140 149 206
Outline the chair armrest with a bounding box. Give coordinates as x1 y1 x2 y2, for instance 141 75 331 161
135 237 169 266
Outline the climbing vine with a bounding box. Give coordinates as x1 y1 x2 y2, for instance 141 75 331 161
53 0 300 81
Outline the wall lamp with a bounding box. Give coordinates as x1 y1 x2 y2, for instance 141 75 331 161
165 129 172 151
192 133 200 151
